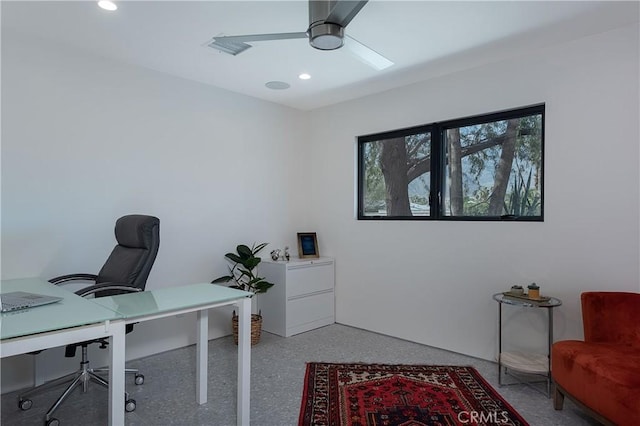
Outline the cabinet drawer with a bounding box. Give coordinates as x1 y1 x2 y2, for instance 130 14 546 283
287 262 334 298
288 291 335 330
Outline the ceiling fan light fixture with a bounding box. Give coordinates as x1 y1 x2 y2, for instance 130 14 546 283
308 23 344 50
299 73 311 80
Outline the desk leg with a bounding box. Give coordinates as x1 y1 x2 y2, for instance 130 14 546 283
196 309 208 404
237 297 251 426
108 321 126 426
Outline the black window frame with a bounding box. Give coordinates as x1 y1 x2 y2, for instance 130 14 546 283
357 104 545 221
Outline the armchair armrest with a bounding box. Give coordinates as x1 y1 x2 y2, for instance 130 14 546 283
49 274 98 285
75 283 142 297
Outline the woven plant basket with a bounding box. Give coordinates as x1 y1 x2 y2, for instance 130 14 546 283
232 310 262 345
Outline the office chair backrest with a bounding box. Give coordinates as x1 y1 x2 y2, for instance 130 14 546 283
95 214 160 297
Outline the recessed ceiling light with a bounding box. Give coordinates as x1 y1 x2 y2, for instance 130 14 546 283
265 81 290 90
298 73 311 80
98 1 118 11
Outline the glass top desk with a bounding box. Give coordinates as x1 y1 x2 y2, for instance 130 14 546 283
92 283 253 426
1 277 126 425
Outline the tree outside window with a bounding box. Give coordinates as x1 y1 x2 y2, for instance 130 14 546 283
358 105 544 221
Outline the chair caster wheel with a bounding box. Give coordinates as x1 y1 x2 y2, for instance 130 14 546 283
134 374 144 385
18 398 32 411
46 418 60 426
125 398 136 412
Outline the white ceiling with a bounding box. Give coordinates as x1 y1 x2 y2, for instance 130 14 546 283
3 1 638 110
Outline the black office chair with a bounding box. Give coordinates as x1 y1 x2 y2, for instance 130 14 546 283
18 215 160 426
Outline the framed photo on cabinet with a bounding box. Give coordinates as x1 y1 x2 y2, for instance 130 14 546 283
297 232 319 258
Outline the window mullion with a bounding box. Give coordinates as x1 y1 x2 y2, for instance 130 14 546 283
430 124 443 219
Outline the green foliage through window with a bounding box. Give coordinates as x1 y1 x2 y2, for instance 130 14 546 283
357 104 544 221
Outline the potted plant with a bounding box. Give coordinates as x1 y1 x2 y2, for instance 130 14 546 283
212 243 274 345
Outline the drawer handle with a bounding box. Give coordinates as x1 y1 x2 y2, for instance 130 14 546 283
288 261 333 270
288 289 333 301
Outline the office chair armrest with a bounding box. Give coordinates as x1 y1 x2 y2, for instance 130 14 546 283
75 283 143 297
49 274 98 285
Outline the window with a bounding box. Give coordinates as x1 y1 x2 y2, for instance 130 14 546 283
358 104 544 221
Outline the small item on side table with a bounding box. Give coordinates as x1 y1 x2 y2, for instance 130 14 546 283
528 283 540 299
510 285 524 295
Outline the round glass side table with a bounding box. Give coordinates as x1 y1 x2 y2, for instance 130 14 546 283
493 292 562 397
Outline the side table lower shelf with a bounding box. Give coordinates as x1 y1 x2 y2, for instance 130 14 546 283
499 351 551 396
493 292 562 399
500 351 548 374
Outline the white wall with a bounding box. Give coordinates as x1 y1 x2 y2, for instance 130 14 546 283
1 32 310 392
309 23 640 361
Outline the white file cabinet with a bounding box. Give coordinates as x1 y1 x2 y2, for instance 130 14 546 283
257 257 335 337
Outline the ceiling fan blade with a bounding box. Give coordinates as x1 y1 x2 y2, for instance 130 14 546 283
214 32 308 43
344 35 393 70
209 32 308 55
325 0 368 27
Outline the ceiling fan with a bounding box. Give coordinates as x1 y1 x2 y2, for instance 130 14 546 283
207 0 393 70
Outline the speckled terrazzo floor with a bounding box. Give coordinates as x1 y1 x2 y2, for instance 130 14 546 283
2 324 599 426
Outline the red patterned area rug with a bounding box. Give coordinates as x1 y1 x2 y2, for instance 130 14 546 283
298 363 529 426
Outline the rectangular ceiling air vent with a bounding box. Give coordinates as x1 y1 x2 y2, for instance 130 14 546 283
207 38 252 56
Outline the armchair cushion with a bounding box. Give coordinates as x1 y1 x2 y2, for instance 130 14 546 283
552 341 640 424
552 292 640 425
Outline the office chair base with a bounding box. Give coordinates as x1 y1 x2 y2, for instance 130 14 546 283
19 369 134 421
18 346 139 424
93 367 144 385
41 396 135 426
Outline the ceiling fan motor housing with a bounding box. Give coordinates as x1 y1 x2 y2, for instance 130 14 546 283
308 0 344 50
308 23 344 50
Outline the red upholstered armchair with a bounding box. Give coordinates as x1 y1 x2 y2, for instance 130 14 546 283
552 292 640 425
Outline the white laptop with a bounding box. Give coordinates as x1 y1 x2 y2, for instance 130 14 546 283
1 291 63 313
